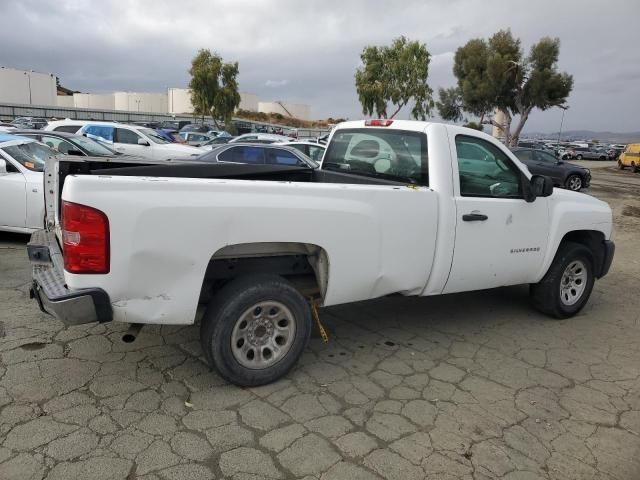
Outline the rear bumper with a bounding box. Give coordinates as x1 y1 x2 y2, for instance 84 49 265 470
28 229 112 326
598 240 615 278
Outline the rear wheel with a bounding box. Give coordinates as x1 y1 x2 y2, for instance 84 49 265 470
530 242 595 319
576 154 583 160
565 174 583 191
200 274 312 386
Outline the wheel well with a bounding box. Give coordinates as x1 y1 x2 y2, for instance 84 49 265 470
198 242 329 307
560 230 605 276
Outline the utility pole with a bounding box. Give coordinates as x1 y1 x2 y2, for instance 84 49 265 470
24 71 32 104
557 105 569 146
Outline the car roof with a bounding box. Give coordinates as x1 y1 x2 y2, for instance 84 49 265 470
12 129 78 138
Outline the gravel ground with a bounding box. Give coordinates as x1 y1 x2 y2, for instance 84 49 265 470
1 163 639 480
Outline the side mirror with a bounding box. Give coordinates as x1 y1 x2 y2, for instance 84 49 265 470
526 175 553 202
138 139 150 146
0 158 6 175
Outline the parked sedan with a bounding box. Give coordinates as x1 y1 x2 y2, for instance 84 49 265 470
194 143 317 167
0 134 57 233
511 147 591 191
12 130 123 157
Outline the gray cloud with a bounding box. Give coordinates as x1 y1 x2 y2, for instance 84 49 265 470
1 0 639 132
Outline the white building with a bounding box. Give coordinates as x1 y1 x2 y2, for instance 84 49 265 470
258 101 310 121
0 67 57 106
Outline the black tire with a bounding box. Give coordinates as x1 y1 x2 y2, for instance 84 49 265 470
576 154 583 160
617 160 625 170
530 242 595 319
200 274 312 387
565 174 583 191
599 156 606 161
632 163 639 173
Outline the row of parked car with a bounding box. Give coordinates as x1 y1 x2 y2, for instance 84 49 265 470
518 140 627 161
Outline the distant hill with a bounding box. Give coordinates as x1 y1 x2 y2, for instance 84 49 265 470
525 130 640 143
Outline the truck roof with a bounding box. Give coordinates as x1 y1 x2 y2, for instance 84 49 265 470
335 119 432 132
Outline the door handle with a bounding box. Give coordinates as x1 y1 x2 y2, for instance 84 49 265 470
462 213 488 221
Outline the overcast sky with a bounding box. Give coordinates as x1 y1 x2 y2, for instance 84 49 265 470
1 0 639 133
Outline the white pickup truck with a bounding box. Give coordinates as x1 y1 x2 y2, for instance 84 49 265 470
28 120 615 386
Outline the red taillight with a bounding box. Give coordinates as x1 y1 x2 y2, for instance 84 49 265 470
365 119 394 127
62 201 110 274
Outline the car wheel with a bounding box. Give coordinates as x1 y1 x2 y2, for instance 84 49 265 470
632 162 639 173
599 156 606 161
530 242 595 319
200 274 312 387
617 160 625 170
565 174 583 191
576 154 583 160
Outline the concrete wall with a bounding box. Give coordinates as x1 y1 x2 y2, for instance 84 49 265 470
239 92 258 112
56 95 74 108
0 67 57 106
72 93 115 110
167 88 194 114
168 88 259 114
258 101 310 121
113 92 168 113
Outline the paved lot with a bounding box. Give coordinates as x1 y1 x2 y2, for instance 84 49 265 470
1 163 639 480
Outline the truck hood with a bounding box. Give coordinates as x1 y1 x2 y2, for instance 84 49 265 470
549 188 613 237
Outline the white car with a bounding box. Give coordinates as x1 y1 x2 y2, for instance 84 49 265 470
274 140 326 162
44 120 204 160
28 119 614 387
229 133 294 144
0 134 54 233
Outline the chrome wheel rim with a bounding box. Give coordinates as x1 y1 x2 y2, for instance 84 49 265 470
231 301 296 369
560 260 587 306
568 176 582 191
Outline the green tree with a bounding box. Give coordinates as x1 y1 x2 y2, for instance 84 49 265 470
436 30 573 146
355 36 434 119
189 49 240 126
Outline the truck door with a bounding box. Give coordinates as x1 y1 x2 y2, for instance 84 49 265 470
0 154 27 230
444 134 549 294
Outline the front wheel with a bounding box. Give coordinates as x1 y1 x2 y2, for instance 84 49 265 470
530 242 595 319
618 160 625 170
632 163 639 173
565 174 583 191
200 274 312 386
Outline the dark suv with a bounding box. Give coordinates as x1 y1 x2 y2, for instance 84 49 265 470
511 148 591 191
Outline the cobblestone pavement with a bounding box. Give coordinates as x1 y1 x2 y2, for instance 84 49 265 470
1 164 639 480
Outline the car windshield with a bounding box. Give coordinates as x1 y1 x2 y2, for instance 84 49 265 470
2 142 56 172
323 128 428 184
140 128 170 144
71 136 117 156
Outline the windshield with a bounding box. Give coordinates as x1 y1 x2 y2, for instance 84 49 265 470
72 136 117 156
140 128 170 144
323 128 428 184
1 142 56 172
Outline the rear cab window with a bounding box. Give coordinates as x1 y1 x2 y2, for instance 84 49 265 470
323 128 428 185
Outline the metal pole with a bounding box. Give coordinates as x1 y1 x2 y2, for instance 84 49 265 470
557 105 568 145
28 74 32 105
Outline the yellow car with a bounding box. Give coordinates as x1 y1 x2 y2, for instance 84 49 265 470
618 144 640 172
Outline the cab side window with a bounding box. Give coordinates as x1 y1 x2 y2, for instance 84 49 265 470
455 135 523 198
115 128 142 145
